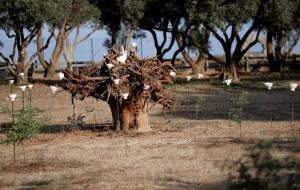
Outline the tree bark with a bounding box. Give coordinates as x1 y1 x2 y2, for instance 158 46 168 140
15 62 28 84
175 34 206 75
191 52 206 75
15 49 28 84
109 97 150 131
230 61 239 82
267 31 280 72
111 29 117 47
44 64 56 79
39 18 66 78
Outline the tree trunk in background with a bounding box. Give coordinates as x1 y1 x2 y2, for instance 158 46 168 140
191 52 206 75
15 63 28 84
37 19 66 79
231 61 239 82
15 49 28 84
64 35 75 71
44 64 56 79
175 34 206 75
111 29 117 47
267 31 280 72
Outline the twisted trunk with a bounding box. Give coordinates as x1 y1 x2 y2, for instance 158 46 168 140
109 97 150 131
15 49 28 84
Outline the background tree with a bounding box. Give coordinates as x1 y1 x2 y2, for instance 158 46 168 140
186 0 265 81
63 19 100 70
92 0 145 48
0 0 54 83
175 24 210 75
90 0 122 47
37 0 100 78
262 0 300 72
139 0 186 61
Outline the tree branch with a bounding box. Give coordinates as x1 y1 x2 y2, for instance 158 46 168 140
75 28 97 46
9 38 17 66
148 28 160 53
203 22 226 48
241 26 263 56
0 52 10 63
28 27 55 70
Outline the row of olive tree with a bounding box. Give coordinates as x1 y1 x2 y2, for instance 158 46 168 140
94 0 300 81
0 0 299 83
0 0 99 83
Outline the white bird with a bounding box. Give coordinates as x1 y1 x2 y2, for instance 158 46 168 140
121 93 129 100
144 84 150 90
186 76 192 82
117 46 127 64
19 85 27 92
19 73 24 78
8 94 17 102
50 86 58 95
27 84 33 90
170 71 176 77
264 82 273 90
9 80 14 85
106 63 114 69
197 74 204 79
131 42 138 48
289 83 298 92
113 79 120 85
223 79 232 86
58 72 65 80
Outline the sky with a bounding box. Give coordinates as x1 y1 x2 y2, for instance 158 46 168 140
0 26 299 68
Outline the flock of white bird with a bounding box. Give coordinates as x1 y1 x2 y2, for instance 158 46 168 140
5 43 298 103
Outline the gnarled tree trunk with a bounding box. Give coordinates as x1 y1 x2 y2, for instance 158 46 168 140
109 97 150 131
175 33 206 75
37 19 66 79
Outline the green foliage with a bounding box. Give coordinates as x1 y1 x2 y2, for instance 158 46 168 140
2 108 43 146
230 91 248 124
0 0 49 29
262 0 298 32
196 95 205 105
186 0 261 28
229 140 300 190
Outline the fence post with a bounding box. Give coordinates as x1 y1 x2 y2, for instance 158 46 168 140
91 38 94 63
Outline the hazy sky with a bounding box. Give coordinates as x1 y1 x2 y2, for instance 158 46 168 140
0 26 299 65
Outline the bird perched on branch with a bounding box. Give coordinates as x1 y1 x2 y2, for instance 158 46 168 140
117 46 127 64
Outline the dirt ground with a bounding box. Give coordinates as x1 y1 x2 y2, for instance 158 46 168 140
0 81 299 190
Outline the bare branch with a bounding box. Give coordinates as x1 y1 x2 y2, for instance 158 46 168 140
241 26 263 56
75 28 97 46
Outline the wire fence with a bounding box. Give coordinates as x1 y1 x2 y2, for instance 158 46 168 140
0 82 299 134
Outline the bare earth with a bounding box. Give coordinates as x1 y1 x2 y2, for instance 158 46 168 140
0 82 299 190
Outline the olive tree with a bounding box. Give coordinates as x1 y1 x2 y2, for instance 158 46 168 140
263 0 300 72
37 0 100 78
186 0 265 81
0 0 55 83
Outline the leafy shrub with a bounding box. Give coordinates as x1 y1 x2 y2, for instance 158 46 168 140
67 113 86 131
229 91 248 125
1 107 43 163
3 108 43 145
229 140 300 190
